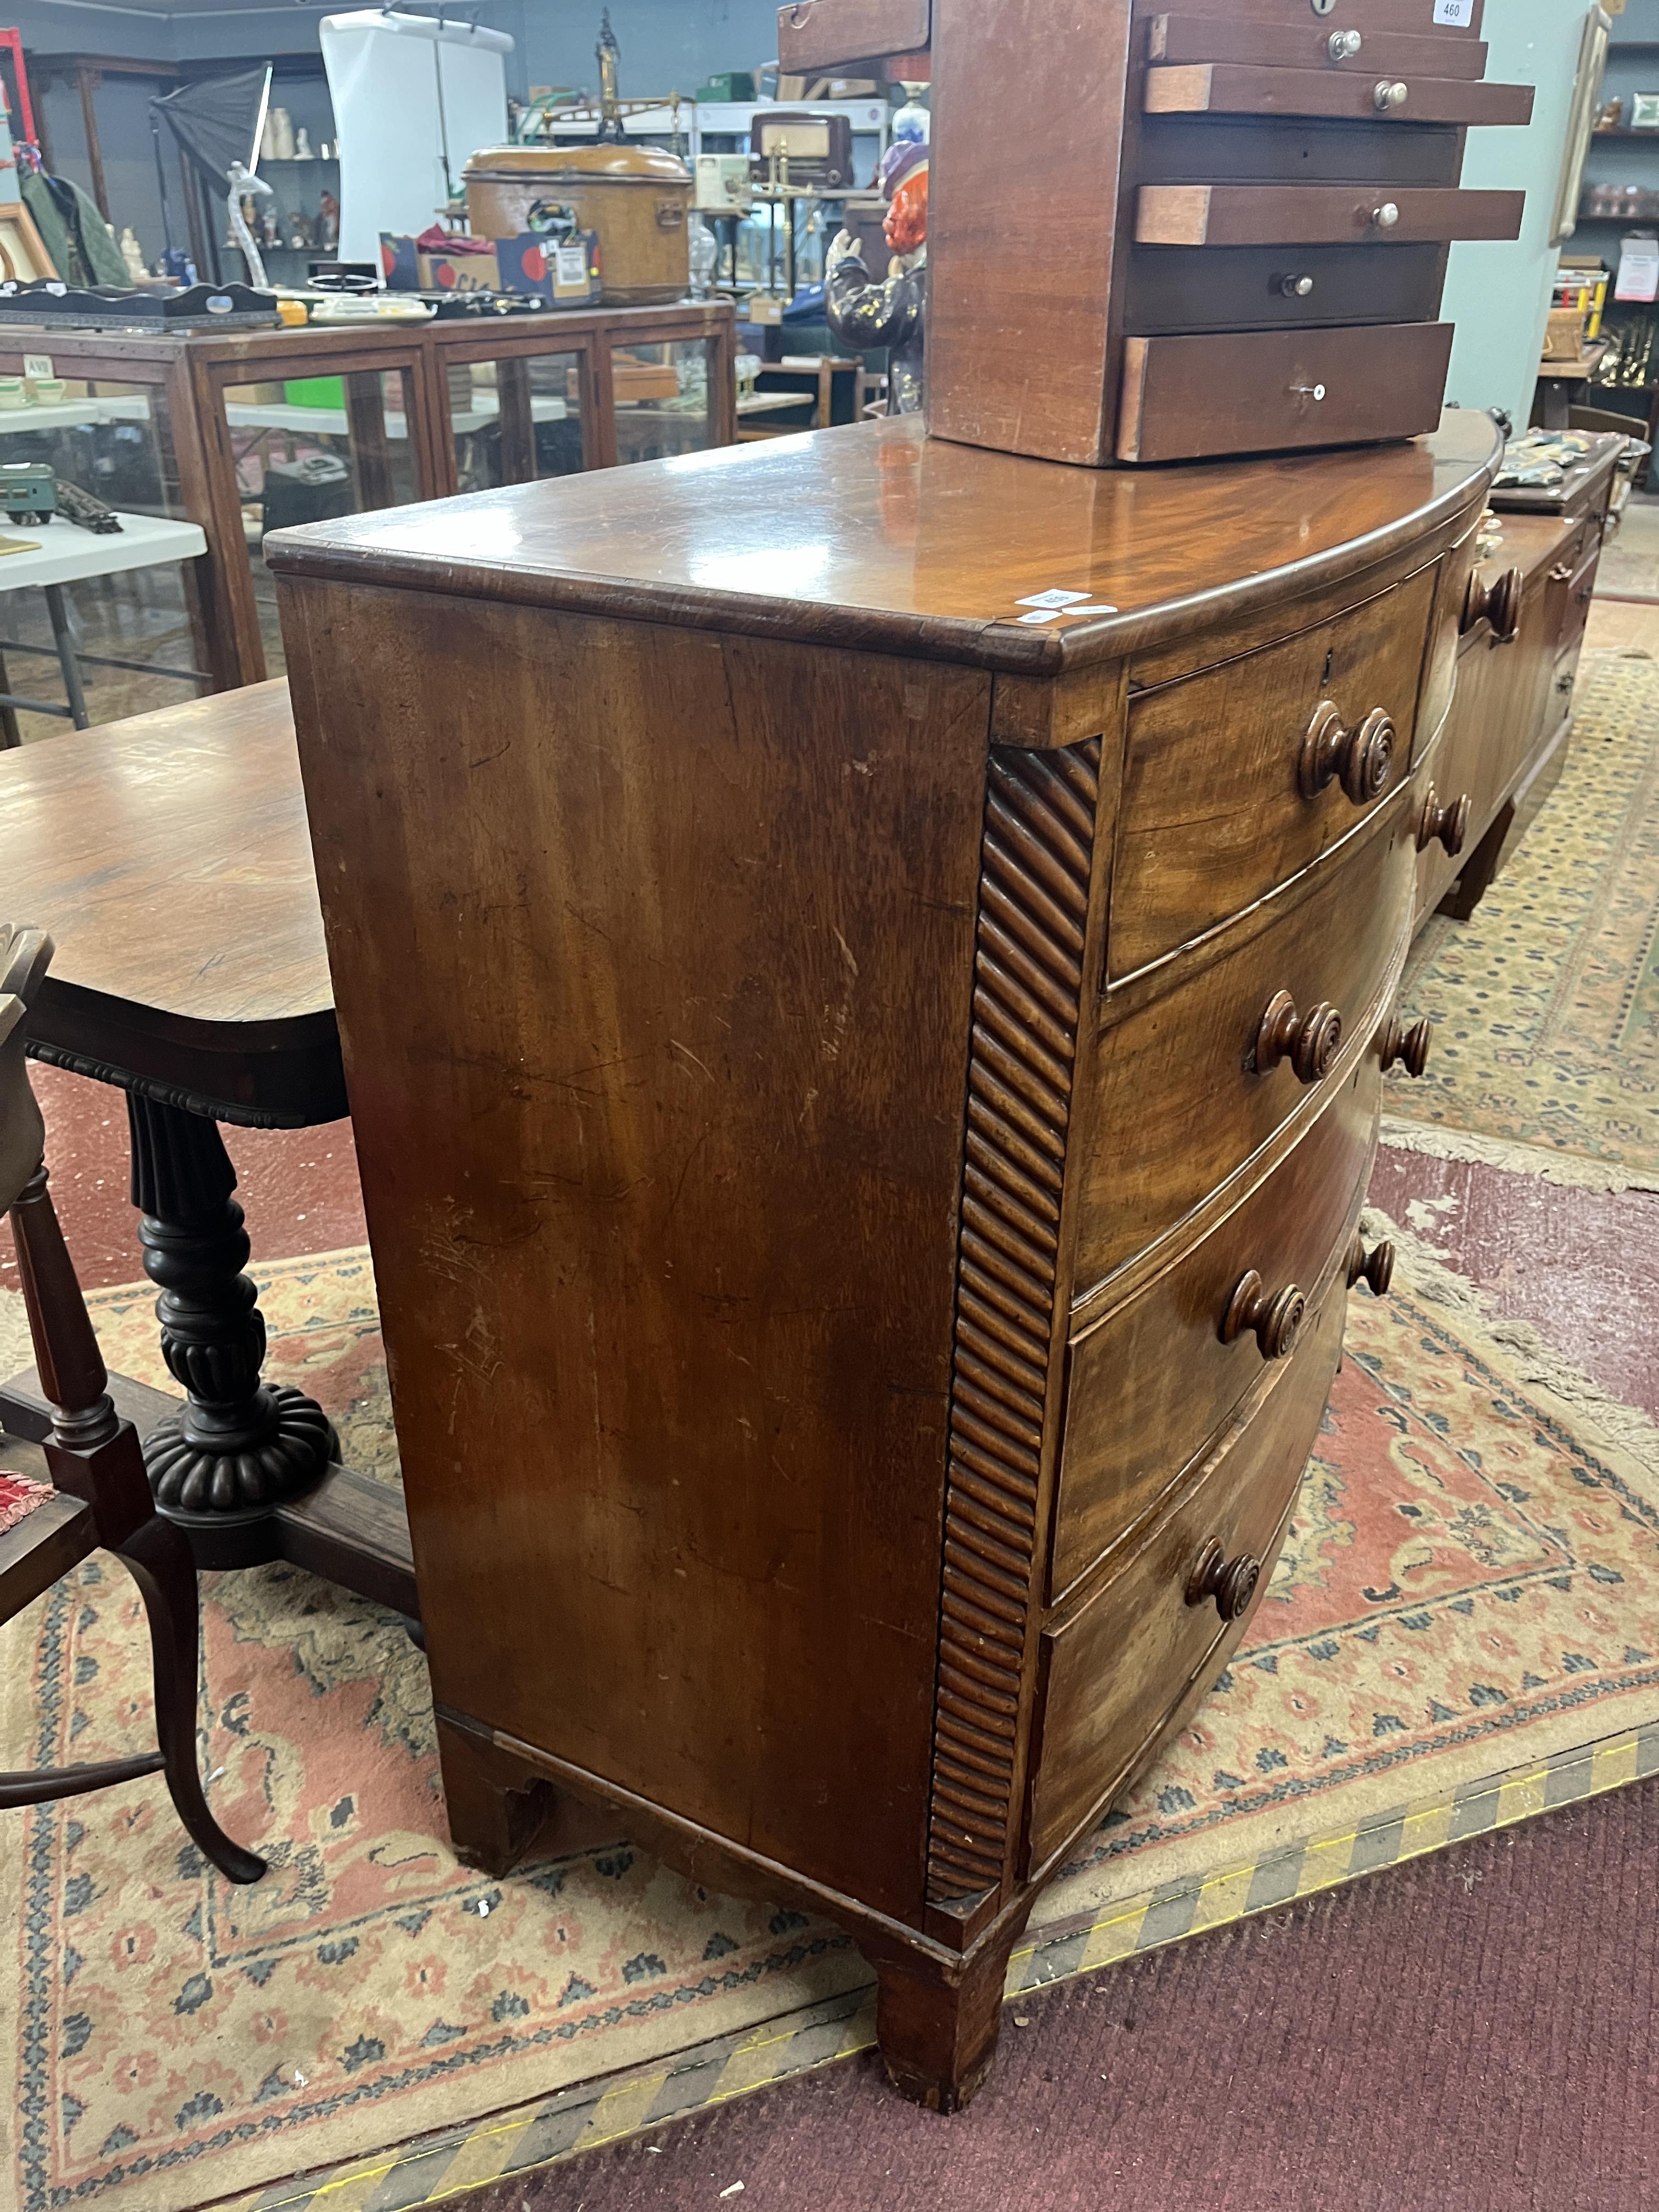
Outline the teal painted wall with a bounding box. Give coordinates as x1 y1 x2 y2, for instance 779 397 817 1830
1443 0 1600 424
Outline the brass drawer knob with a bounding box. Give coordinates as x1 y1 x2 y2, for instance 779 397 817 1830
1347 1234 1396 1298
1328 29 1362 60
1300 701 1396 805
1374 79 1409 111
1255 988 1342 1085
1416 784 1471 857
1222 1270 1306 1361
1378 1014 1432 1078
1463 564 1523 642
1186 1537 1261 1623
1370 201 1402 229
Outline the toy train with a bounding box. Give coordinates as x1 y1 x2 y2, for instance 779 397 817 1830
0 461 54 526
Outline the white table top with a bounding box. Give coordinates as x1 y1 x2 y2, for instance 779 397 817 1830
224 394 570 439
0 396 153 435
0 511 207 591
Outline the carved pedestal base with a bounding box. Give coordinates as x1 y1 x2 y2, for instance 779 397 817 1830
129 1094 337 1536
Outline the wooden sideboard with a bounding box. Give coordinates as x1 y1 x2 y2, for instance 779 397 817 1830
1418 433 1623 927
267 409 1500 2109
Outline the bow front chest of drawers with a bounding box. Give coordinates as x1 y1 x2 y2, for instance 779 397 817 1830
267 408 1499 2109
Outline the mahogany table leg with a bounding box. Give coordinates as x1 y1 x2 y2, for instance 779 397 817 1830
128 1093 337 1556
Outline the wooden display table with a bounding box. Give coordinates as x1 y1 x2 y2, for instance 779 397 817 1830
0 682 415 1617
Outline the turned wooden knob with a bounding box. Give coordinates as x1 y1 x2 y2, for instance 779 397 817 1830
1300 702 1396 805
1347 1233 1396 1297
1255 989 1342 1085
1416 784 1470 857
1221 1270 1306 1361
1378 1014 1433 1078
1186 1536 1261 1623
1462 564 1523 643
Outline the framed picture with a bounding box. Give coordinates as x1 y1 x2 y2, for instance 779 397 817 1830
1634 92 1659 129
0 201 54 284
1554 8 1615 240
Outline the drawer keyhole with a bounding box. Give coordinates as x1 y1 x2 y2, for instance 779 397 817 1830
1186 1538 1262 1623
1300 701 1396 805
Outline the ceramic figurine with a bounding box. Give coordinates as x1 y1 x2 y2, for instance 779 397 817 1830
295 126 314 160
119 225 149 282
269 106 295 161
826 123 929 414
319 191 340 250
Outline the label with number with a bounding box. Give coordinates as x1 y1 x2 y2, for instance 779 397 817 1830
1432 0 1475 25
555 244 588 289
22 353 52 380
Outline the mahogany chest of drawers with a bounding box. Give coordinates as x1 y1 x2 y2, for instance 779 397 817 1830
268 407 1499 2108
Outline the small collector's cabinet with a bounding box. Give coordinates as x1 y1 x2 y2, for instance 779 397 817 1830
268 408 1500 2109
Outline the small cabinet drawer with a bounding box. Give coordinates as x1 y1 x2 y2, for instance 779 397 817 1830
1144 62 1533 129
1118 321 1454 466
1080 797 1414 1287
1026 1282 1347 1876
1124 241 1447 337
1131 0 1485 36
1135 185 1522 249
1054 1053 1375 1601
1113 565 1436 977
1146 15 1489 80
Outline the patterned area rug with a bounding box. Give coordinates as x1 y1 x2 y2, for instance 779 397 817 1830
1387 653 1659 1187
5 1227 1659 2212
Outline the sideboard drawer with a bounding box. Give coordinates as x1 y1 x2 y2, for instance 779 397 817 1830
1026 1281 1347 1876
1135 185 1521 248
1113 564 1436 977
1054 1053 1374 1601
1080 802 1413 1286
1146 16 1489 80
1132 0 1485 43
1118 322 1454 466
1143 63 1532 129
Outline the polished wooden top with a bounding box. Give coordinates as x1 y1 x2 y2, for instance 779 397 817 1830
0 682 340 1126
267 410 1502 673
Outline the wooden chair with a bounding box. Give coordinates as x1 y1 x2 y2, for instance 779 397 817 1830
0 920 264 1882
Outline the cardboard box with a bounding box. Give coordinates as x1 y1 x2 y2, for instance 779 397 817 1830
380 230 602 307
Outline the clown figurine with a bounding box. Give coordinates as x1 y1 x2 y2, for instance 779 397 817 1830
826 98 929 414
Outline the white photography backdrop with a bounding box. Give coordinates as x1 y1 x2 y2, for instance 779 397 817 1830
320 8 514 267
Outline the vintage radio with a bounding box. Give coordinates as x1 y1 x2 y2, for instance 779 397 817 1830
749 109 857 190
781 0 1534 466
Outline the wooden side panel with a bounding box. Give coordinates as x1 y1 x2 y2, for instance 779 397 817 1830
926 740 1103 1905
927 0 1135 467
281 578 994 1925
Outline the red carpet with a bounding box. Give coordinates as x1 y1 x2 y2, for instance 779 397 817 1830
472 1779 1659 2212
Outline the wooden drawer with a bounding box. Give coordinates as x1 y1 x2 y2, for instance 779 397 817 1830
1144 63 1532 129
1139 116 1464 189
777 0 930 69
1118 322 1453 466
1132 0 1484 34
1125 241 1446 336
1113 565 1436 978
1147 16 1487 79
1026 1281 1347 1875
1136 185 1521 249
1054 1052 1374 1601
1080 800 1413 1288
